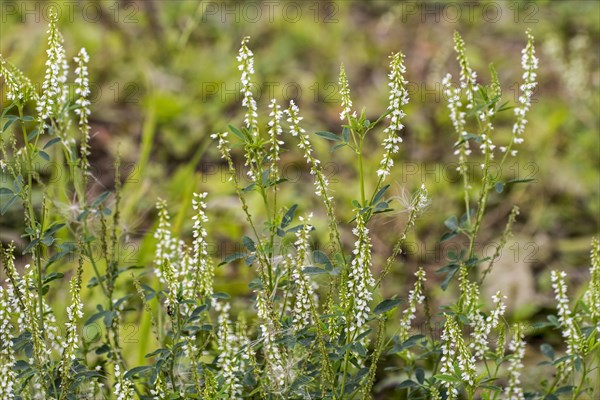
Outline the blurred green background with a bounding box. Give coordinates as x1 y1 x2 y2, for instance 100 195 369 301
1 0 599 383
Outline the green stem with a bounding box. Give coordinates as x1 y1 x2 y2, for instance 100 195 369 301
18 106 45 334
572 360 587 399
358 137 366 206
358 152 366 207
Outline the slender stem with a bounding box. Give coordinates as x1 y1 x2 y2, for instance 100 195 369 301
463 171 471 227
18 106 45 334
572 360 587 399
358 138 366 206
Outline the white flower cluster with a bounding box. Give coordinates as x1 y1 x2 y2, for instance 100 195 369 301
291 214 317 331
0 56 37 103
114 364 135 400
74 48 91 167
585 238 600 332
153 199 178 285
457 267 507 359
346 213 375 336
338 64 354 121
454 32 478 111
61 265 84 378
377 52 409 179
440 315 477 397
37 11 69 124
73 48 91 123
442 74 471 174
215 302 245 399
154 197 216 310
210 131 232 173
268 99 284 181
470 291 506 358
505 29 538 156
0 288 16 399
150 376 167 400
551 270 583 371
2 247 49 370
439 316 459 399
237 36 258 135
191 192 214 298
398 268 426 341
504 325 526 400
478 108 496 163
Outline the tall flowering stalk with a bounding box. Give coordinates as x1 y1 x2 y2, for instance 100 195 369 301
551 270 583 374
291 214 316 332
398 268 426 342
442 73 470 176
191 192 214 298
470 291 506 359
439 315 459 399
0 56 37 103
338 63 354 121
501 29 538 157
377 52 409 180
37 11 69 126
114 364 135 400
74 48 91 173
267 99 284 183
504 324 526 400
345 213 375 337
1 245 48 370
454 32 478 111
443 32 478 218
439 315 477 399
153 200 177 285
0 287 16 399
60 258 84 385
215 302 245 398
585 238 600 332
237 36 258 136
236 37 264 184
